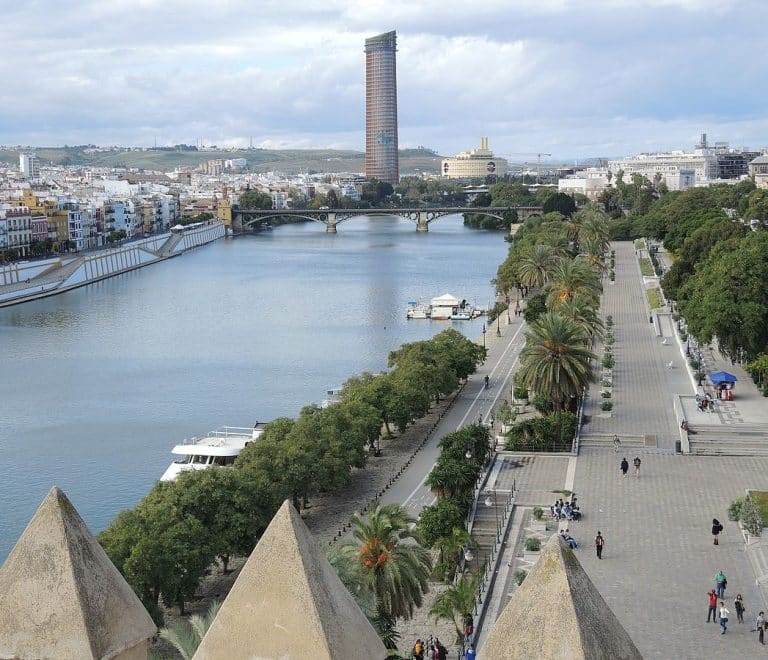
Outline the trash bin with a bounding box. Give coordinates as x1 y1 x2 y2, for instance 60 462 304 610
675 440 682 454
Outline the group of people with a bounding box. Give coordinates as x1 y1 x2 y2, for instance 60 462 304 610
706 572 765 643
559 528 578 549
695 393 716 414
619 456 641 478
550 497 582 521
412 635 448 659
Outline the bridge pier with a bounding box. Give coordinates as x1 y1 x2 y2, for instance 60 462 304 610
416 211 429 233
325 212 338 234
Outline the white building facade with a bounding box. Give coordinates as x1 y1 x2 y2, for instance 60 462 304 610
19 154 40 180
608 149 718 185
441 138 508 179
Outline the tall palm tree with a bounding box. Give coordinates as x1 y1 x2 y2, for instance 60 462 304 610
518 312 595 412
154 601 222 660
434 527 475 579
576 207 610 255
546 258 602 308
430 574 479 645
516 244 558 290
329 503 432 648
549 295 604 340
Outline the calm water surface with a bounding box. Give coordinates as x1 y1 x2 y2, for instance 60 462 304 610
0 216 507 560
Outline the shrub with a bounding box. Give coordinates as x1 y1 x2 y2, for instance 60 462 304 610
639 258 653 277
514 570 527 585
602 379 612 388
418 497 471 547
602 355 615 369
601 391 611 399
513 386 529 400
680 333 688 342
601 401 613 411
695 369 707 385
741 497 763 537
689 359 701 370
531 395 554 414
728 496 745 522
604 336 615 346
606 315 614 327
609 270 615 281
505 412 577 452
525 537 541 552
647 288 662 310
533 506 544 521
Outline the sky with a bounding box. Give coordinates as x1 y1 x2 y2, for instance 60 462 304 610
0 0 766 159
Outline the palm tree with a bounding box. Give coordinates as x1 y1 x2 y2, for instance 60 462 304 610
549 295 604 340
429 574 479 645
576 207 610 255
434 527 475 580
154 601 222 660
329 503 432 648
518 312 595 412
516 244 558 290
546 258 602 308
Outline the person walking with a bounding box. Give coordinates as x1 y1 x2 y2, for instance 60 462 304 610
712 518 724 545
620 457 629 477
735 594 745 623
719 601 730 634
714 570 727 599
595 531 605 559
633 456 641 478
756 611 765 645
464 644 476 660
707 590 718 623
613 434 621 452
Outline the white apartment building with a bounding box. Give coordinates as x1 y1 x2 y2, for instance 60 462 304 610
558 168 611 201
0 205 32 256
19 154 40 180
441 138 509 179
608 148 718 184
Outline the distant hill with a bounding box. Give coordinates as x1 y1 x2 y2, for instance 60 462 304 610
0 146 443 175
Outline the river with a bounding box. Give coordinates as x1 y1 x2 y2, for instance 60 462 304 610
0 216 508 560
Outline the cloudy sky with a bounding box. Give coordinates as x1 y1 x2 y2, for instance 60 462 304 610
0 0 765 158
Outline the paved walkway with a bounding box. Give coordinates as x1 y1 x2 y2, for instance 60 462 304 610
480 242 768 658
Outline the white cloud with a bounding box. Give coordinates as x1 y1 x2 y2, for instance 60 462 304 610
0 0 764 157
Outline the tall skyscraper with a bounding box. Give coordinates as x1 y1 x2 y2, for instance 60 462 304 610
365 31 399 186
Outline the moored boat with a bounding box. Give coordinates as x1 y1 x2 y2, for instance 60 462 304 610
160 425 265 482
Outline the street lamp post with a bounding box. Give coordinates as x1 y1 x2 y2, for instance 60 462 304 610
482 323 486 350
496 314 501 337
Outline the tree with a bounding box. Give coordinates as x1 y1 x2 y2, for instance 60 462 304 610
678 232 768 361
542 192 577 217
329 504 432 628
238 190 272 209
158 600 222 660
429 574 479 645
518 312 595 412
516 245 558 290
546 257 602 308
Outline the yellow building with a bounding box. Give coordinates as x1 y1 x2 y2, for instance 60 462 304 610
216 187 232 228
441 138 508 179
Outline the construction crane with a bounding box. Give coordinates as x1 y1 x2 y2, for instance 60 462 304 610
498 152 553 184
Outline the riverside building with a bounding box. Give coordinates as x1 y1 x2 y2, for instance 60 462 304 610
365 30 399 186
441 138 508 179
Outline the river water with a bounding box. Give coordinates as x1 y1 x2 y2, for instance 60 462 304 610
0 216 507 560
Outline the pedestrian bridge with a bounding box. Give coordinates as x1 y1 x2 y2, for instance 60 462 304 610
232 206 543 233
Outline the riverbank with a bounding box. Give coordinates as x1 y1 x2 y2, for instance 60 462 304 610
0 222 225 307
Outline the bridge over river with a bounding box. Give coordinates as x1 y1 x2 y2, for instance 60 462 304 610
232 206 543 233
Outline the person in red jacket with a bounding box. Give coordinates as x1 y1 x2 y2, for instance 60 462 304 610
707 590 718 623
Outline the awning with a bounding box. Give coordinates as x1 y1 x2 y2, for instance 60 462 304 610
709 371 737 385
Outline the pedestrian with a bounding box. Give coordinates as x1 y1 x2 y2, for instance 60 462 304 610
712 518 723 545
613 434 621 452
464 644 476 660
707 590 718 623
756 611 765 645
620 457 629 477
714 570 727 599
633 456 641 478
595 531 605 559
735 594 745 623
413 639 424 660
719 601 730 634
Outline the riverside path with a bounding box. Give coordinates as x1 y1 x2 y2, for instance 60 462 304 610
378 311 528 514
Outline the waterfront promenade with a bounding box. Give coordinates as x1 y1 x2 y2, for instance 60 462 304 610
482 242 768 658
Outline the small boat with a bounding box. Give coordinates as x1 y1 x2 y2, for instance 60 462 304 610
406 300 431 319
160 425 265 482
321 387 343 408
450 309 472 321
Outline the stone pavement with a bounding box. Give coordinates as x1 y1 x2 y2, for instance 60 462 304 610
574 448 768 658
479 242 768 658
582 243 691 450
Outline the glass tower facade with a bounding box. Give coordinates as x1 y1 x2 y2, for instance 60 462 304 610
365 31 399 186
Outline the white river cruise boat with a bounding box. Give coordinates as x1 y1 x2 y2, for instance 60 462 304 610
160 425 265 482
